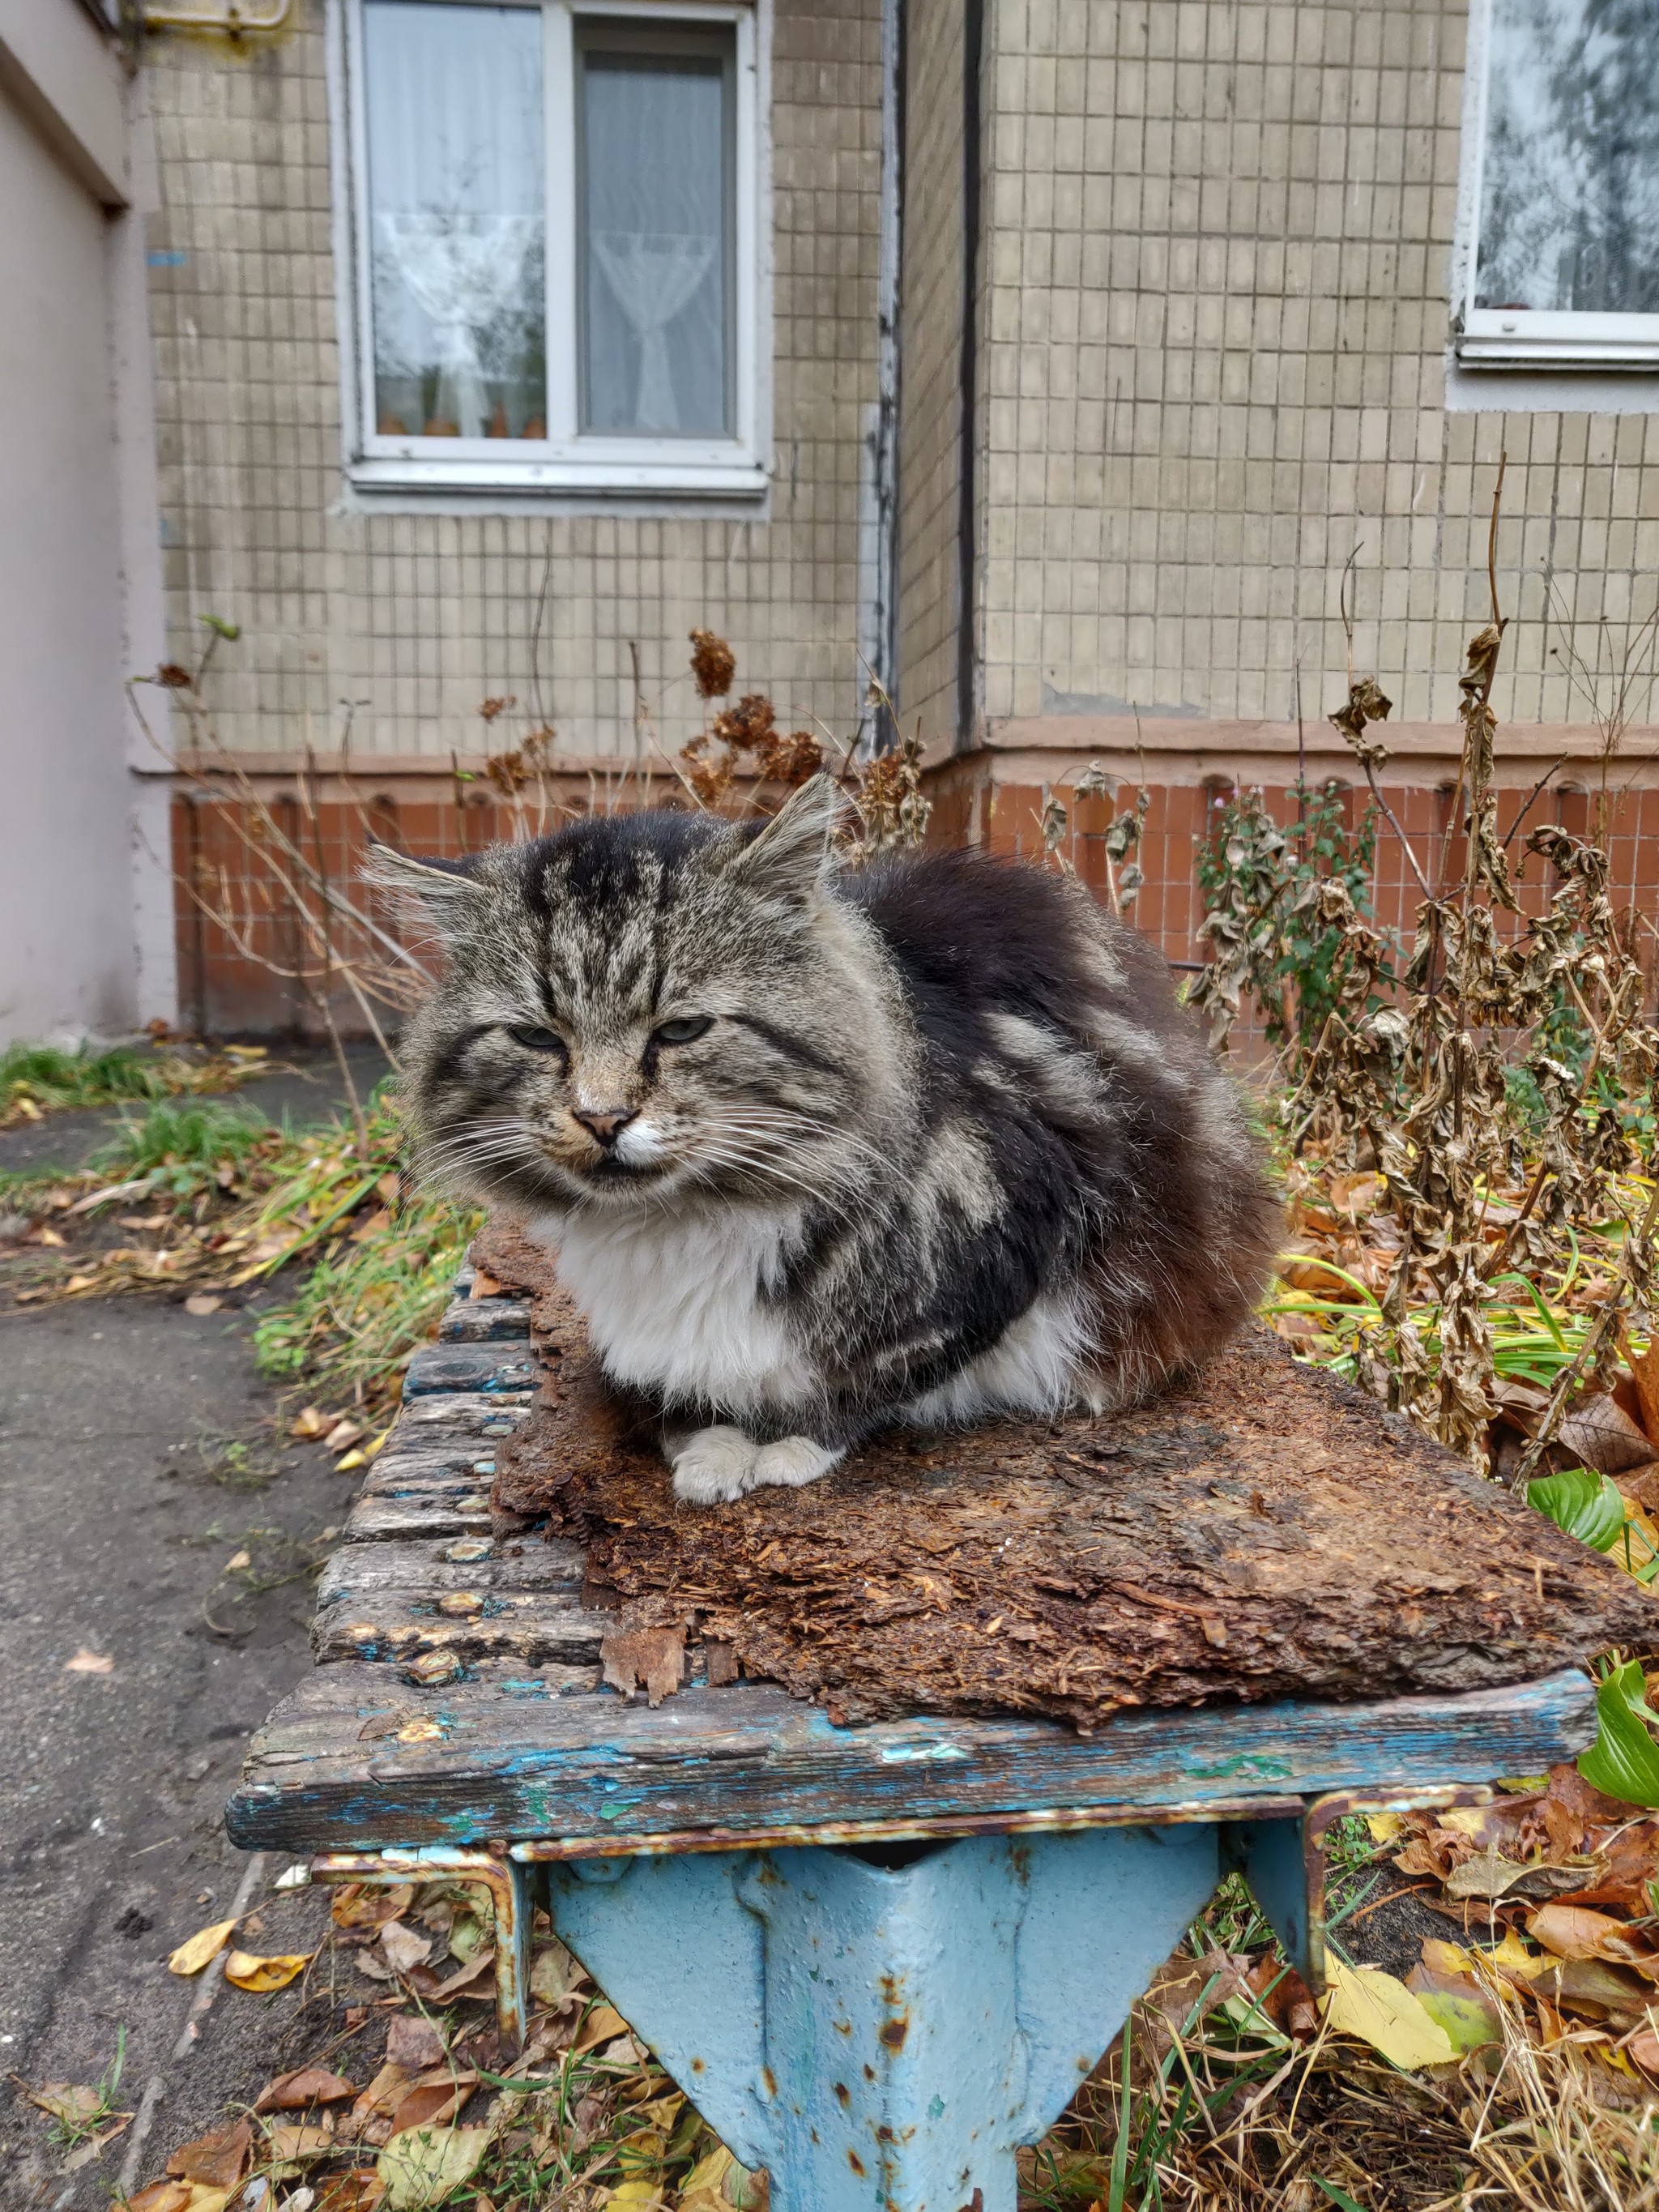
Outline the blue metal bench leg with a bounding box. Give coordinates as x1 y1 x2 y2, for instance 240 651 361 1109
548 1825 1220 2212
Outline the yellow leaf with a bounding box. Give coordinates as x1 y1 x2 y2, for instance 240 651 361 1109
1439 1808 1488 1837
377 2123 490 2210
573 2001 629 2053
168 1919 238 1976
601 2187 665 2209
224 1949 311 1992
1321 1958 1456 2070
335 1450 369 1472
63 1646 113 1675
1364 1812 1403 1843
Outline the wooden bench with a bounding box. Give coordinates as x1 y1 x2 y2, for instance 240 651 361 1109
228 1252 1647 2212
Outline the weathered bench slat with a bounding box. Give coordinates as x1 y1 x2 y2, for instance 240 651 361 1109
316 1535 585 1606
227 1659 1596 1853
438 1296 534 1344
403 1344 539 1398
313 1586 613 1668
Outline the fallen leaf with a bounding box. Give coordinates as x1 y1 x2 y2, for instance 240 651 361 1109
377 1922 433 1975
1532 1956 1657 2025
23 2082 104 2127
1403 1969 1502 2052
168 1919 238 1975
1444 1846 1533 1900
224 1949 312 1992
1629 2027 1659 2077
389 2075 477 2133
385 2016 447 2072
1321 1958 1456 2070
1528 1902 1659 1975
60 2112 132 2170
331 1881 416 1931
427 1949 496 2002
255 2068 358 2112
469 1268 504 1300
168 2117 254 2188
184 1293 223 1317
291 1406 333 1439
1561 1393 1659 1475
377 2124 489 2209
530 1938 577 2006
1627 1331 1659 1447
225 1549 252 1572
602 2186 667 2209
317 2174 388 2211
63 1647 113 1675
599 1624 685 1707
340 2061 413 2143
573 2001 630 2054
125 2185 194 2212
325 1418 366 1451
678 2146 766 2211
263 2120 336 2176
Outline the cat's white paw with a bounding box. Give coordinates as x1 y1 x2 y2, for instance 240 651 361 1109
671 1425 761 1504
750 1436 845 1490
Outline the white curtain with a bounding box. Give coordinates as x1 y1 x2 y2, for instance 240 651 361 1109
582 56 727 435
364 2 544 437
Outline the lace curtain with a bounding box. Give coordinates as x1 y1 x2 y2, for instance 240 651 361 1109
364 2 545 438
582 53 729 436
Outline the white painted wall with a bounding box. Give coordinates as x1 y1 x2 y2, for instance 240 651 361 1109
0 0 174 1045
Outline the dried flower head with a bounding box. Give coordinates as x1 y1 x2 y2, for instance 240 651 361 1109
679 733 734 807
712 694 778 750
156 664 193 690
477 695 517 724
756 730 825 787
689 630 736 700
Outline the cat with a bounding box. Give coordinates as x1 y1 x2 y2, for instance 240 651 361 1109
373 775 1281 1505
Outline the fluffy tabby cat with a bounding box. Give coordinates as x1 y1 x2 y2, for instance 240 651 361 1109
375 777 1279 1504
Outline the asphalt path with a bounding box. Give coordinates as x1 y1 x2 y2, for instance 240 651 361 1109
0 1053 389 2206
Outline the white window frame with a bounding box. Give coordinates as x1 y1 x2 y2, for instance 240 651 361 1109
1453 0 1659 370
339 0 770 497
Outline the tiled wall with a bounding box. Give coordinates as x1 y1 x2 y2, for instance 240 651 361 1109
973 0 1659 741
142 0 885 766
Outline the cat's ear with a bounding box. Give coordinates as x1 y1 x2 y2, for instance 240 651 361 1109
722 774 845 907
363 841 485 925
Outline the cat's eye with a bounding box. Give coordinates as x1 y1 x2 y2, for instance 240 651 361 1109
654 1016 713 1046
507 1024 568 1057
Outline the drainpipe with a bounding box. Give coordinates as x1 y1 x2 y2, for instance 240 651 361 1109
955 0 984 753
871 0 906 753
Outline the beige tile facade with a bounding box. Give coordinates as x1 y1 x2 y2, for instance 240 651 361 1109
964 0 1659 752
142 0 885 765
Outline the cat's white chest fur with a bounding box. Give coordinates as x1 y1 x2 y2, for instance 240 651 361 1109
545 1206 813 1415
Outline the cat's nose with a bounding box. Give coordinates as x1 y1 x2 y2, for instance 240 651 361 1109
574 1106 637 1148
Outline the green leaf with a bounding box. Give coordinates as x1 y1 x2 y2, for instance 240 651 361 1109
1312 2186 1369 2212
1578 1660 1659 1808
1527 1464 1627 1552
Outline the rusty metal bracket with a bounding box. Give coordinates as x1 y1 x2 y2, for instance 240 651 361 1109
308 1844 535 2052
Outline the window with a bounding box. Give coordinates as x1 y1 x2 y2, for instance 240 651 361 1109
344 0 766 494
1457 0 1659 367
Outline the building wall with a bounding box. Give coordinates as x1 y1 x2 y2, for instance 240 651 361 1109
970 0 1659 765
141 0 886 772
0 14 146 1044
893 0 968 742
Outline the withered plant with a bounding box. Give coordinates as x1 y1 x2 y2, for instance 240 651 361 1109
1194 462 1659 1476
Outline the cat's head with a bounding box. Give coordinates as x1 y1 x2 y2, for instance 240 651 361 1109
373 776 893 1215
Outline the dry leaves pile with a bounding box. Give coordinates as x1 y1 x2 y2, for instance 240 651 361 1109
92 1873 770 2212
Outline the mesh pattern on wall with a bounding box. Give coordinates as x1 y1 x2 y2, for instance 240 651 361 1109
977 0 1659 735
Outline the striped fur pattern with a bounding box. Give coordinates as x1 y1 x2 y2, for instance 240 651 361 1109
375 778 1281 1504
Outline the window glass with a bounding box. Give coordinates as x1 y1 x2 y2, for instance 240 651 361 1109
578 43 731 436
362 1 547 438
1476 0 1659 315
